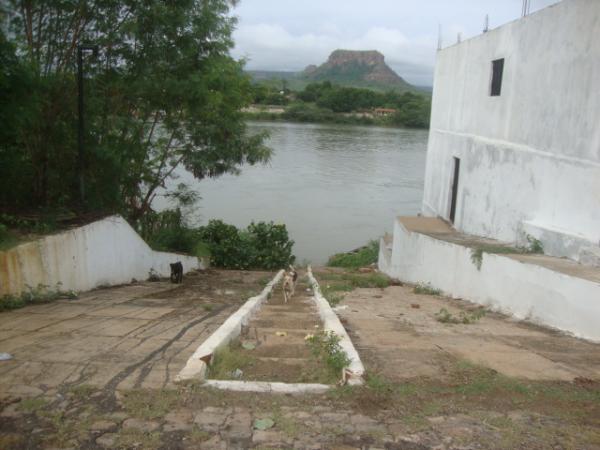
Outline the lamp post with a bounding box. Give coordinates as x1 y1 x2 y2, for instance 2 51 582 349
77 44 98 208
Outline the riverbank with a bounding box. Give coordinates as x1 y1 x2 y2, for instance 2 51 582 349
242 110 412 128
242 103 429 129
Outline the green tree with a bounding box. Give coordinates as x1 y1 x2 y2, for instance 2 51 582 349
1 0 270 221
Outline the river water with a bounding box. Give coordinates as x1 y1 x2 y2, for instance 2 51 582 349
161 121 428 264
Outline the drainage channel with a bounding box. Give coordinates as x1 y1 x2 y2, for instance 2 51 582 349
176 268 364 393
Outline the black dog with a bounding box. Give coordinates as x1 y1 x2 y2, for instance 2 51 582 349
170 262 183 284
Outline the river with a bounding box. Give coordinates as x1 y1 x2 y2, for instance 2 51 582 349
160 121 428 264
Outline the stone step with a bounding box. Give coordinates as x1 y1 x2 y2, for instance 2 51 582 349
245 328 319 339
250 317 320 330
251 343 312 359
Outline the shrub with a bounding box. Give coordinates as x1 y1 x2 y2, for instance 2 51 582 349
327 240 379 268
197 219 242 267
139 209 199 254
305 331 351 379
198 219 295 270
141 212 295 270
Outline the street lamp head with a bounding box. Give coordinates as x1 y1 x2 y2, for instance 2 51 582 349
78 44 99 57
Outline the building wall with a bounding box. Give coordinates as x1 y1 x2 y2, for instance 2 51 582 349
423 0 600 260
379 220 600 342
0 216 202 296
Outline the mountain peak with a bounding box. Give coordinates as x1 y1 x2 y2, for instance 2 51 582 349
303 49 411 92
327 49 385 65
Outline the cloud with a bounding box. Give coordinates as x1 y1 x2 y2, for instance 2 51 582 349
232 24 437 86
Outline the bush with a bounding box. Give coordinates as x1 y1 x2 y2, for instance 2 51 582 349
0 223 8 243
140 209 200 255
197 220 243 268
141 211 295 270
198 219 295 270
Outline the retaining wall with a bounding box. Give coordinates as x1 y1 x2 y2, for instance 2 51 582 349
0 215 201 296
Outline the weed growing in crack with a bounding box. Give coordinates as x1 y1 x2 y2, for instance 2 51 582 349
435 307 486 324
305 331 350 380
0 283 77 312
470 235 544 271
413 282 442 296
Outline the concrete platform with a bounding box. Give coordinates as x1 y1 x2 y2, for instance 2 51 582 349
380 216 600 341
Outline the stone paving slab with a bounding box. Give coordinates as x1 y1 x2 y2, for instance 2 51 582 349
0 270 272 395
336 281 600 381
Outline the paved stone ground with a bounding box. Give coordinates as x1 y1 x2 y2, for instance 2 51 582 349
0 268 599 449
0 269 271 396
334 276 600 382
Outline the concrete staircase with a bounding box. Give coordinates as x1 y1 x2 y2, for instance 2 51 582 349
237 276 324 383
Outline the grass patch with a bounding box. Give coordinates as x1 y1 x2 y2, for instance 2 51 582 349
188 426 211 444
19 397 48 413
327 240 379 268
318 271 390 288
121 389 180 419
0 283 77 312
321 290 345 306
272 408 302 438
318 271 390 306
413 282 442 296
208 341 257 380
435 307 486 324
365 373 397 395
69 384 96 400
117 428 161 450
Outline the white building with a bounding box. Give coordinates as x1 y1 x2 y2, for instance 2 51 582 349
380 0 600 341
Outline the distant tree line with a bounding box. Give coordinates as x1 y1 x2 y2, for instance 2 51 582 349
249 81 431 128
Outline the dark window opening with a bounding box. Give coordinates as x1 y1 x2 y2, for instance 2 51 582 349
490 58 504 96
449 157 460 224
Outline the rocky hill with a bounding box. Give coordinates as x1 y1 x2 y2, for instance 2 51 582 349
247 50 421 93
303 50 413 91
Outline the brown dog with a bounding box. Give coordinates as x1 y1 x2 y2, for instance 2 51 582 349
282 265 298 303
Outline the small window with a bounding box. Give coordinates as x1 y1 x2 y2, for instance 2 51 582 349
490 58 504 96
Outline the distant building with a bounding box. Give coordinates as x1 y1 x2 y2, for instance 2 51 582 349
373 108 396 117
380 0 600 341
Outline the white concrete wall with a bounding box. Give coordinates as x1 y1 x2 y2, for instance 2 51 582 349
0 215 201 296
381 219 600 342
423 0 600 262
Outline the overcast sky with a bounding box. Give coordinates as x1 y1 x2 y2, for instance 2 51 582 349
230 0 561 86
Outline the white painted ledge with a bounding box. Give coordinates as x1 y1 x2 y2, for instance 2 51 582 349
175 270 284 382
203 379 330 394
307 266 365 385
